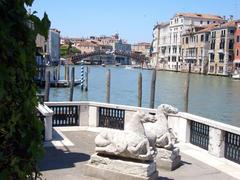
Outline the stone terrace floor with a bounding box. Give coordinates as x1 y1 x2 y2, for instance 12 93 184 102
39 127 240 180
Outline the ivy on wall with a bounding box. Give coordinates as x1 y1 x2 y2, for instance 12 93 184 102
0 0 50 179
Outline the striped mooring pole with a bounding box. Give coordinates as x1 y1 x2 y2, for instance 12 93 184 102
80 60 84 90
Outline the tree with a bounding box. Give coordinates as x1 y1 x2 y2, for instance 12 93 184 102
0 0 50 179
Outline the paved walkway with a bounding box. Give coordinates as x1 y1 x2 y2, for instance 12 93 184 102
39 129 238 180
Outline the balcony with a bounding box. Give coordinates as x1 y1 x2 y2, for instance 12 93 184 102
218 49 224 53
208 50 214 54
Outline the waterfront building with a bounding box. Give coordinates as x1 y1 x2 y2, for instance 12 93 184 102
76 40 100 54
208 21 236 76
111 39 132 64
234 21 240 70
152 13 225 71
131 42 151 57
181 24 218 73
47 29 61 65
152 23 170 69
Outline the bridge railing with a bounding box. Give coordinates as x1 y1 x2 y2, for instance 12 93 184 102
43 101 240 164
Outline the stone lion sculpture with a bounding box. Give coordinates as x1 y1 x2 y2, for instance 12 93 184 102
144 104 178 150
95 111 157 161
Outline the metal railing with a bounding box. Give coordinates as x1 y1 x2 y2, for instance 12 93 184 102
48 105 79 126
225 132 240 163
99 107 125 130
190 121 209 150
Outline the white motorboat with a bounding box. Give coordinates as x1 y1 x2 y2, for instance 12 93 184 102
125 65 132 70
232 73 240 79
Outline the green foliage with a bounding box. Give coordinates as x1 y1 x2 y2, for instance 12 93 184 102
60 44 81 57
0 0 50 179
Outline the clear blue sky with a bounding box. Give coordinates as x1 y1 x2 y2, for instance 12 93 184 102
32 0 240 44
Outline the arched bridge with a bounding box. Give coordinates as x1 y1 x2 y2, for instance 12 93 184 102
71 50 149 64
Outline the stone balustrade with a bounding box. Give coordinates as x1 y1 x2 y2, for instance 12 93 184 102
43 101 240 164
168 112 240 163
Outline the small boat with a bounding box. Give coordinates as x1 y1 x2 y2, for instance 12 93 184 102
232 73 240 80
115 63 121 66
101 64 106 67
232 69 240 80
125 65 132 70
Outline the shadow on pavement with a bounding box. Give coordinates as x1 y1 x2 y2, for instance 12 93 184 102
39 147 90 171
158 176 174 180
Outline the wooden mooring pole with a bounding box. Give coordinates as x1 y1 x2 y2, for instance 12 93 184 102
149 69 156 109
44 71 50 102
64 64 67 80
67 65 70 84
138 72 142 107
69 67 75 101
106 69 111 103
184 63 191 112
84 66 88 91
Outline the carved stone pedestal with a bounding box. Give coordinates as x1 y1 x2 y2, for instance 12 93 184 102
156 148 181 171
84 153 158 180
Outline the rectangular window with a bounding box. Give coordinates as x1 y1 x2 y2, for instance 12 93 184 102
219 53 224 62
220 39 225 49
205 34 209 42
172 57 176 62
211 31 216 38
221 30 226 37
237 36 240 43
229 39 234 49
229 29 234 35
210 66 214 72
211 40 215 49
210 54 215 62
186 37 189 44
218 66 223 73
201 35 204 42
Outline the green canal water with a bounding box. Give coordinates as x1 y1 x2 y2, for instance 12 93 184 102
47 65 240 127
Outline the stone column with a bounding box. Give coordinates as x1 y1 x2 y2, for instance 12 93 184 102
45 115 53 141
79 105 89 126
88 106 98 127
208 127 225 157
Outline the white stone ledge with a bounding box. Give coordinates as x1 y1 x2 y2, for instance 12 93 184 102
178 112 240 136
37 103 53 116
45 101 157 114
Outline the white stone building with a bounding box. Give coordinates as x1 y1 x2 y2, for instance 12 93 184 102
152 13 225 71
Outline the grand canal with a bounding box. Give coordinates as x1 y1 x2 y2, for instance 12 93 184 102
46 65 240 127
